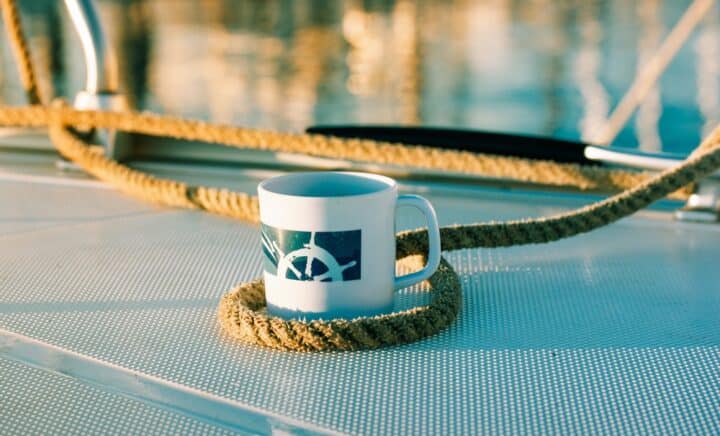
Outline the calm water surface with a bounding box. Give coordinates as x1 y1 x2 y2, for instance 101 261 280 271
1 0 719 154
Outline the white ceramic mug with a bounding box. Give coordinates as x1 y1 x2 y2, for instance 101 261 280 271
258 171 441 320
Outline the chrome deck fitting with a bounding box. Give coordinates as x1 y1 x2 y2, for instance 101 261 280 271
64 0 129 161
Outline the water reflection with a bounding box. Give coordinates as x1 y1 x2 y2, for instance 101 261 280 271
635 0 663 152
0 0 717 153
574 0 609 143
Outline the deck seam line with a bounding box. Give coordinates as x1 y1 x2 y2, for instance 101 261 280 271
0 327 334 435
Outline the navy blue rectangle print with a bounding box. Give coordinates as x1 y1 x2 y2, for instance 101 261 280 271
261 224 361 282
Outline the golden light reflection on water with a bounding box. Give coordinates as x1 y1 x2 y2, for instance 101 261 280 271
575 1 609 143
0 0 718 152
635 0 663 152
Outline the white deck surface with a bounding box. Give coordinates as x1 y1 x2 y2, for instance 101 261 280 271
1 151 719 434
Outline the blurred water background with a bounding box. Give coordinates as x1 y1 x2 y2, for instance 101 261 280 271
1 0 718 154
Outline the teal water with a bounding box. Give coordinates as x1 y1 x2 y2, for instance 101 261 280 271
1 0 718 154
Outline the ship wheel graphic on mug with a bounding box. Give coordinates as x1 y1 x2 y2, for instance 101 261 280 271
261 224 361 282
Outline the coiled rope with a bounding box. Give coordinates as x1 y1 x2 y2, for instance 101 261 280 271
2 0 719 351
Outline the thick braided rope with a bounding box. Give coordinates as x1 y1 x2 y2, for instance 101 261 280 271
19 101 716 351
42 101 720 253
0 0 41 104
0 104 693 199
46 112 261 223
217 257 461 352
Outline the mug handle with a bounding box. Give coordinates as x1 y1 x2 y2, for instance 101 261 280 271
394 194 442 290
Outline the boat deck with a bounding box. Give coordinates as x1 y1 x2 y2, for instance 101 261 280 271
1 151 719 434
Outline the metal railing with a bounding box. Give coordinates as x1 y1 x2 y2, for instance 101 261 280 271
63 0 118 94
63 0 128 158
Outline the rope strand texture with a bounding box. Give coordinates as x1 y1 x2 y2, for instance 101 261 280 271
1 101 710 351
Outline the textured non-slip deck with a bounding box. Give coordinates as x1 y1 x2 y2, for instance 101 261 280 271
1 158 719 434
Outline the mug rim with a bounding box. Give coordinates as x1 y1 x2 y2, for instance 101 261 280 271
258 171 397 200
